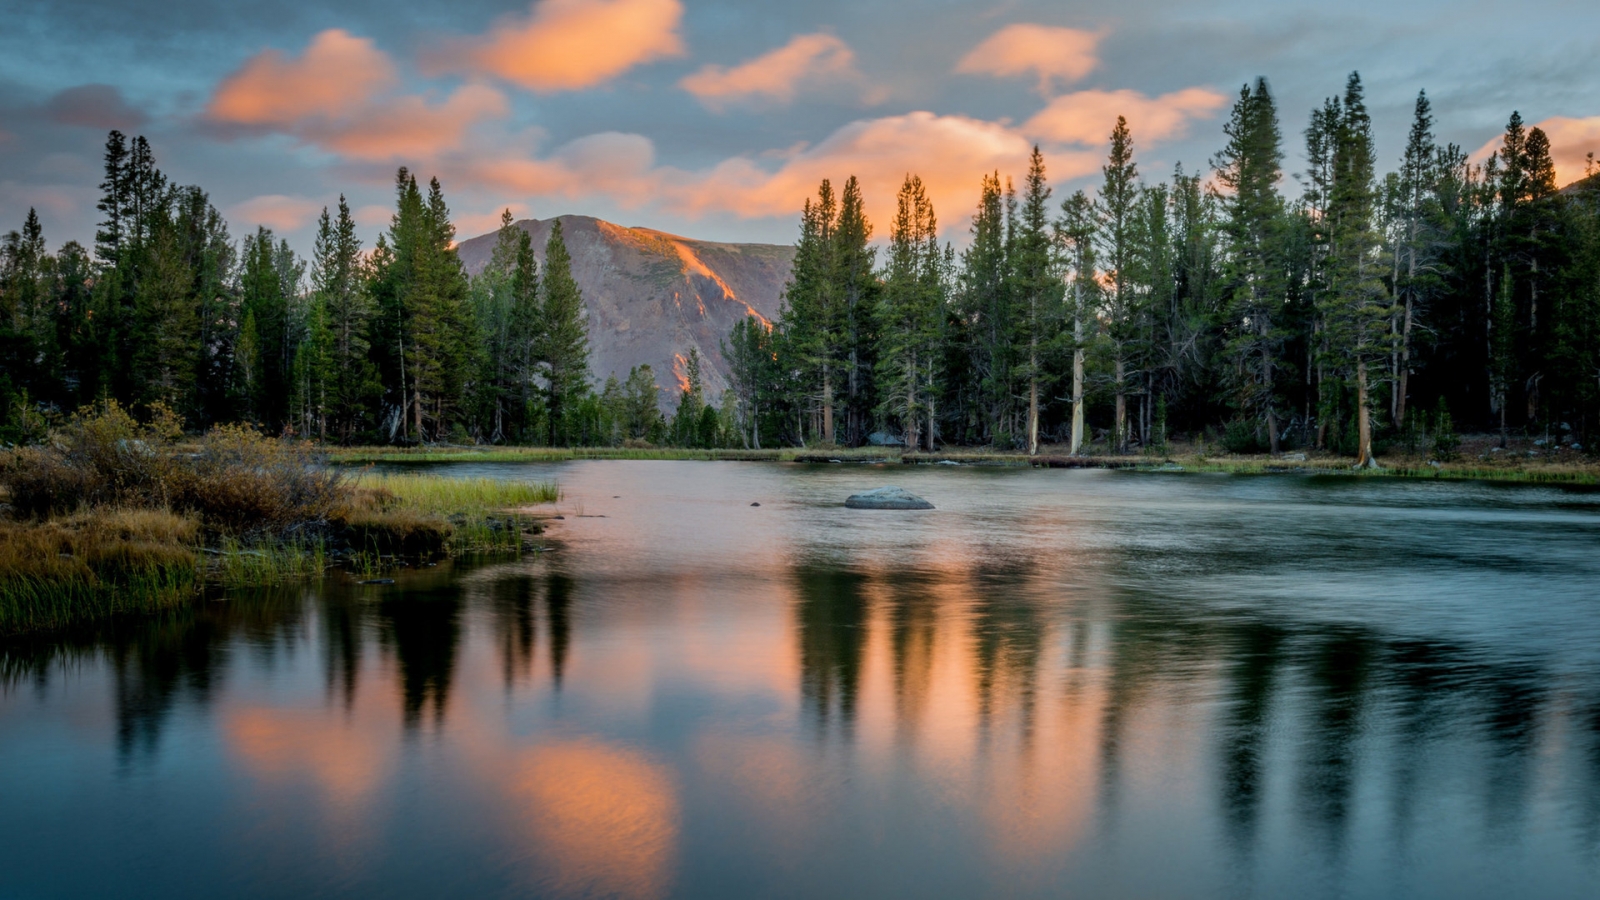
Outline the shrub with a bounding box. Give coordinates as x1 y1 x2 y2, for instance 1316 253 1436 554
1222 418 1267 455
1 404 347 536
1431 399 1461 461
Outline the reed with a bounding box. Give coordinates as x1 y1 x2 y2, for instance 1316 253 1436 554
0 509 201 635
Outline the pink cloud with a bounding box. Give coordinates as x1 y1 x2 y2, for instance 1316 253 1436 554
206 29 397 127
955 24 1101 96
1471 115 1600 187
679 33 861 111
447 112 1102 237
425 0 685 92
1022 88 1228 146
228 194 325 232
301 85 509 162
203 31 508 161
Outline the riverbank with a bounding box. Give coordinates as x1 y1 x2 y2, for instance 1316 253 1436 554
328 433 1599 486
0 406 560 636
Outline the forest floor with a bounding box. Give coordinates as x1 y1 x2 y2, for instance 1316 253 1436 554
328 433 1599 486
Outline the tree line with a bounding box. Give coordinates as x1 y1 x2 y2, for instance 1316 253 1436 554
6 71 1600 457
726 72 1600 459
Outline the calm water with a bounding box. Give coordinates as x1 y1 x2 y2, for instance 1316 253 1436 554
4 462 1600 899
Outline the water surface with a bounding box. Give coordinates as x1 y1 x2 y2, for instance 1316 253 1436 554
4 462 1600 899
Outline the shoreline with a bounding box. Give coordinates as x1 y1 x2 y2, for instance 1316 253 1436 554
328 440 1600 487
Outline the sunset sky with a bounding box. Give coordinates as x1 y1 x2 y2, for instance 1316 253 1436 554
3 0 1599 253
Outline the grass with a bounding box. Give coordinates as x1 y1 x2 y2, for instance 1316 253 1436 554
0 509 203 635
0 405 564 636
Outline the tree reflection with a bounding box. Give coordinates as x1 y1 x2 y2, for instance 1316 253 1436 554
378 586 461 731
794 567 868 737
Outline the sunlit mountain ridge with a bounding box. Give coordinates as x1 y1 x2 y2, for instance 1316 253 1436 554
455 215 793 401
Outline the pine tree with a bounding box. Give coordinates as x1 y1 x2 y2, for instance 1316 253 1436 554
782 181 843 444
1319 72 1395 467
314 197 375 441
1011 147 1061 455
538 218 589 445
960 172 1012 444
1213 79 1289 453
722 316 774 449
1057 190 1098 455
835 176 878 445
1390 90 1442 427
876 175 946 450
1099 118 1143 453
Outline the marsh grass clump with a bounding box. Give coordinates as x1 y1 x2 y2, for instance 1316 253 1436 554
1 404 562 636
0 509 201 635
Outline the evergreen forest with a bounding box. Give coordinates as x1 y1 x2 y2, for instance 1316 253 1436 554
5 72 1600 460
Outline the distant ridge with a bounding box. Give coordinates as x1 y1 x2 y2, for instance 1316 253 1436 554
455 216 794 403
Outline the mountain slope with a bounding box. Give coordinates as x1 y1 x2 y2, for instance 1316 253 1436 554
455 216 793 403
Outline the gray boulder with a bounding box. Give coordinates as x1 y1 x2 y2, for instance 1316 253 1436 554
845 486 934 510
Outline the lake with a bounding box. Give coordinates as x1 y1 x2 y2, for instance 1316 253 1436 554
3 461 1600 899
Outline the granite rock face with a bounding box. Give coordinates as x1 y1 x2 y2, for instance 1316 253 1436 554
844 487 934 510
456 216 794 411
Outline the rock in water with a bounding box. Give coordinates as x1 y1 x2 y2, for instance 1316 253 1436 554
845 486 934 510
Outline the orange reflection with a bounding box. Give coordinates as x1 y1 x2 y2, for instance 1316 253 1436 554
514 739 679 899
226 706 393 811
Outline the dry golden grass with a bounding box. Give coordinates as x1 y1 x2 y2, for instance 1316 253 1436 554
0 509 201 635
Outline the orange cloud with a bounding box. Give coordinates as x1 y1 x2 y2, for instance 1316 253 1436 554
446 112 1105 236
1023 87 1228 146
204 31 506 161
206 29 397 127
426 0 685 92
680 33 860 110
1471 115 1600 187
669 111 1102 228
302 84 509 161
228 194 324 231
956 24 1100 96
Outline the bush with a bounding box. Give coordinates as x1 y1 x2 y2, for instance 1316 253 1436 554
1221 418 1267 455
1431 399 1461 461
0 403 346 536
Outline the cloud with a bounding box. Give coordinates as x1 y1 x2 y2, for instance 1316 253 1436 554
956 24 1101 96
44 84 147 131
1471 116 1600 187
679 33 862 111
448 112 1102 237
425 0 684 92
299 84 509 161
206 29 397 127
203 30 507 161
228 194 324 231
1022 87 1228 146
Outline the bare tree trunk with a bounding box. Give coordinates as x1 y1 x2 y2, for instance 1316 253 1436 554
1027 338 1040 456
1114 352 1126 454
1397 290 1414 428
1070 302 1085 455
1355 362 1377 468
1264 344 1280 456
821 365 834 446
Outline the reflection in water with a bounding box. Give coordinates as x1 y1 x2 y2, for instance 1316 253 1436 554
379 585 461 731
795 568 868 736
3 463 1600 898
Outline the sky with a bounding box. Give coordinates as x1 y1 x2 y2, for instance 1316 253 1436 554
3 0 1599 256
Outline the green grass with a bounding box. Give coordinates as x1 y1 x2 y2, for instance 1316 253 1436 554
356 472 560 512
0 560 199 637
209 536 331 588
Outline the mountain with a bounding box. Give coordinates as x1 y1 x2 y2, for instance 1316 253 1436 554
455 216 794 404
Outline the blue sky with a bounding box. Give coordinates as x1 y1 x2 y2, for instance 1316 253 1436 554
2 0 1597 254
